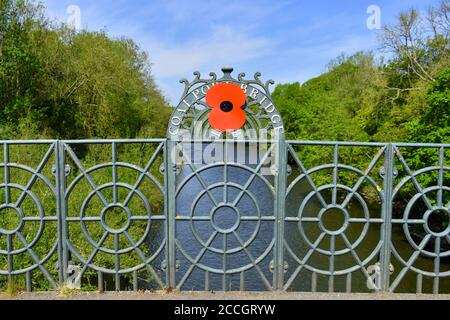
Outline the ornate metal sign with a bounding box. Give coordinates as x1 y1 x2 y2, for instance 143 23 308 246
167 68 285 140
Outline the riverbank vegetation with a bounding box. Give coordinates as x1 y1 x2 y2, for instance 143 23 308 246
274 0 449 212
0 0 449 291
0 0 171 140
274 1 449 145
0 0 168 291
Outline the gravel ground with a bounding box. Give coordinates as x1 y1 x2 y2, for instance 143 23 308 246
1 291 450 300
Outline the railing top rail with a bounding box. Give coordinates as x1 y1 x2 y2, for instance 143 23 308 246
0 140 57 144
287 140 450 148
171 139 281 143
0 139 448 148
62 138 166 144
393 142 450 148
287 140 387 147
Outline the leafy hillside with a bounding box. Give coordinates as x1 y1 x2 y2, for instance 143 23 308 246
0 0 171 140
273 1 449 145
0 1 171 291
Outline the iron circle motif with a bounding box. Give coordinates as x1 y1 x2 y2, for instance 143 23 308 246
210 204 241 234
317 205 351 236
100 204 133 235
423 208 450 238
188 182 262 255
400 185 450 259
75 183 152 255
66 162 165 272
287 164 384 274
389 165 450 277
298 184 371 256
0 185 46 255
0 163 57 275
0 204 25 236
176 163 275 273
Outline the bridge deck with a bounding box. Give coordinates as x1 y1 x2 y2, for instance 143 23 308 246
2 291 450 300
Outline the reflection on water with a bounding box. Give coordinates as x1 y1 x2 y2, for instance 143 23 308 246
174 161 275 291
148 144 450 293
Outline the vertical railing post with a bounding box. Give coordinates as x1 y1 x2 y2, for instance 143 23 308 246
274 138 287 290
380 143 394 292
3 143 12 284
55 140 68 286
166 139 177 289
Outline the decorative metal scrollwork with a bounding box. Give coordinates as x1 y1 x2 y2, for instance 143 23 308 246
0 143 58 288
390 145 450 292
168 68 285 140
174 143 277 290
64 141 166 288
284 143 385 291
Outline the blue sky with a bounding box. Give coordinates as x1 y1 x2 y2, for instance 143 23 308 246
40 0 441 105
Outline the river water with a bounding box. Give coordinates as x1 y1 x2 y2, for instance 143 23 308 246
148 143 450 293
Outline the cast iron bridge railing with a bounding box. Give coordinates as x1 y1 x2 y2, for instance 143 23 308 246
0 139 449 294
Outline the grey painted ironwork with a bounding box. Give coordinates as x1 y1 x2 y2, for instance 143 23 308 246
168 68 284 140
170 140 280 291
167 69 285 291
0 139 448 293
284 141 387 293
0 141 59 289
0 69 449 294
389 144 450 294
63 140 167 291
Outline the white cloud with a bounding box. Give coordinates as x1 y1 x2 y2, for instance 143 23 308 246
141 25 273 104
151 32 379 104
37 0 384 105
146 26 272 79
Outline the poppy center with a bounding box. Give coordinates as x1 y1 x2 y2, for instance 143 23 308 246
220 101 234 112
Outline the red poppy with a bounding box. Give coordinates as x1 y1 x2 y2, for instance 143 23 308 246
206 83 247 132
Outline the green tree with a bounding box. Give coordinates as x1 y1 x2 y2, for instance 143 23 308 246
0 0 171 140
407 67 450 143
0 0 170 292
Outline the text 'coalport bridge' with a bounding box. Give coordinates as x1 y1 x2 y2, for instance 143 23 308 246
0 68 449 294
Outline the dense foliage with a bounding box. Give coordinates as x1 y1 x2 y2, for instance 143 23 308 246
0 0 448 292
273 2 450 144
0 0 171 140
273 1 449 202
0 0 169 291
